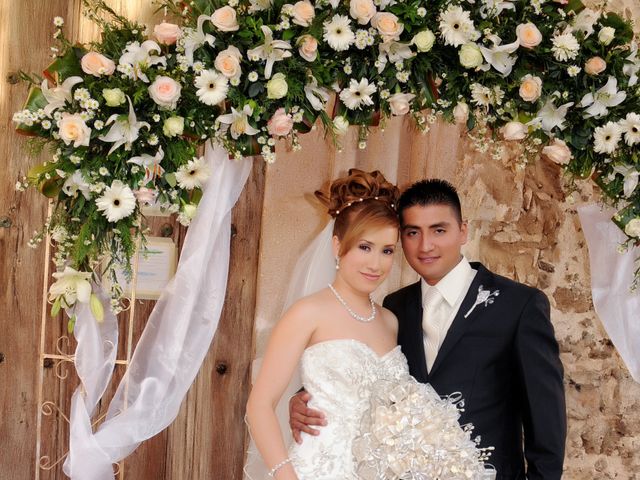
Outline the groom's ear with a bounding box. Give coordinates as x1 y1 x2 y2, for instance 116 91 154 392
460 220 469 245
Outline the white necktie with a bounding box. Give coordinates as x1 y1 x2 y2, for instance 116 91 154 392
422 287 444 372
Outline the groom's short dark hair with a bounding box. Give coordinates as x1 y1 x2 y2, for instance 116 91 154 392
398 179 463 225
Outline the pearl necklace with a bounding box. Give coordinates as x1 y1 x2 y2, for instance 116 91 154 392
328 284 376 323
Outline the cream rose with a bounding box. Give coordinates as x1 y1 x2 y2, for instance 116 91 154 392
598 26 615 46
148 76 182 110
388 92 415 116
585 56 606 75
333 116 349 136
453 102 469 124
542 138 572 165
625 218 640 238
371 12 403 41
297 35 318 62
266 73 288 99
516 23 542 49
153 22 182 45
292 1 315 27
102 88 126 107
163 116 184 137
211 6 239 32
350 0 376 25
81 51 115 77
519 75 542 103
413 30 435 52
58 113 91 147
215 46 242 80
459 43 483 69
501 121 528 140
267 108 294 136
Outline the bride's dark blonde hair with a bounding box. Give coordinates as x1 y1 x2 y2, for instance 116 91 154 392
315 169 400 256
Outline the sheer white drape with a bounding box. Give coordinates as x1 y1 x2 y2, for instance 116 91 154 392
63 144 252 480
578 204 640 382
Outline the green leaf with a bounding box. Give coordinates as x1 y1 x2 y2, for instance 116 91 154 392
39 179 61 198
47 46 84 80
248 82 264 98
165 172 177 187
191 188 203 205
50 297 62 317
27 162 57 183
67 314 77 334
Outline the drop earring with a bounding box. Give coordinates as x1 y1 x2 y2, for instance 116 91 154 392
335 256 340 270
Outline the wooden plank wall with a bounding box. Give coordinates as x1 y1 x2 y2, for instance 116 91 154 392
0 2 261 479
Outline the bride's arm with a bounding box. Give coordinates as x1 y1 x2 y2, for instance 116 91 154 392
246 301 316 480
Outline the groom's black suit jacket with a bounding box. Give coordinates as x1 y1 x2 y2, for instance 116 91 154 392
383 262 566 480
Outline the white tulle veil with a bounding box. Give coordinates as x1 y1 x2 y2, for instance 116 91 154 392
243 219 337 479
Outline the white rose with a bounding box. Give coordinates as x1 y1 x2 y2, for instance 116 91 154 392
349 0 376 25
148 76 182 110
388 92 415 116
516 23 542 49
102 88 126 107
211 6 239 31
518 75 542 103
501 121 528 140
333 116 349 135
412 30 435 52
542 138 572 165
453 102 469 124
163 116 184 137
371 12 403 42
215 46 242 80
58 113 91 147
459 43 483 69
625 218 640 238
292 1 315 27
598 26 615 46
297 35 318 62
266 73 288 99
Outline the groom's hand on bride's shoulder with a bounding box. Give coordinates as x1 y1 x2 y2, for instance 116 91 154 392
289 391 327 444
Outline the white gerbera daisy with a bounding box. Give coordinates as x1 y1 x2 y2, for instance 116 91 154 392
339 78 376 110
620 112 640 146
175 156 211 190
470 83 493 108
95 180 136 222
551 32 579 62
194 70 229 106
323 15 355 52
439 6 479 47
593 121 622 154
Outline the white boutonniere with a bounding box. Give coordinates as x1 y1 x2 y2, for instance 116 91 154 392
464 285 500 318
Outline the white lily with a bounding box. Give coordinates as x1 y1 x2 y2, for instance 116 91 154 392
479 36 519 77
49 266 92 307
624 42 639 87
119 40 166 83
304 76 331 111
377 41 415 74
127 146 165 185
41 76 83 115
249 0 273 12
183 15 216 66
578 76 627 119
218 104 260 139
62 170 91 200
99 96 150 155
530 94 573 134
247 26 292 79
480 0 515 17
611 165 640 198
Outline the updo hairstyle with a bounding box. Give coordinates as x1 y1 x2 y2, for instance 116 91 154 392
315 169 400 257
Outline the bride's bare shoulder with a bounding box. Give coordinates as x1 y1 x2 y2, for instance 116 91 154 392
284 288 332 321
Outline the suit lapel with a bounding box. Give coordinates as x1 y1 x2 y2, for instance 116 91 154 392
402 281 429 383
429 263 495 376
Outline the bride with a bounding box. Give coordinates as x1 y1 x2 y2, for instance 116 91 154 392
246 170 490 479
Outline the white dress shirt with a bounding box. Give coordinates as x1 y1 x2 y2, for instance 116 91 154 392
421 257 477 371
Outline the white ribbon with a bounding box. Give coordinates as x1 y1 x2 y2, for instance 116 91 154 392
64 144 252 479
577 204 640 382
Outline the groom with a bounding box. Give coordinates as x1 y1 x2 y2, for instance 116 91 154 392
290 179 566 480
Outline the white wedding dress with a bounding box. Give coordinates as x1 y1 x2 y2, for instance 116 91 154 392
288 338 410 479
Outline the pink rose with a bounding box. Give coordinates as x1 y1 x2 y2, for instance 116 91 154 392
453 102 469 124
585 56 606 75
516 23 543 49
215 46 242 80
350 0 376 25
297 35 318 62
542 139 572 164
371 12 403 42
519 75 542 102
153 22 182 45
58 113 91 147
81 52 115 77
133 187 158 205
388 92 415 116
267 108 294 137
501 121 528 140
148 76 182 110
211 6 239 32
292 1 315 27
